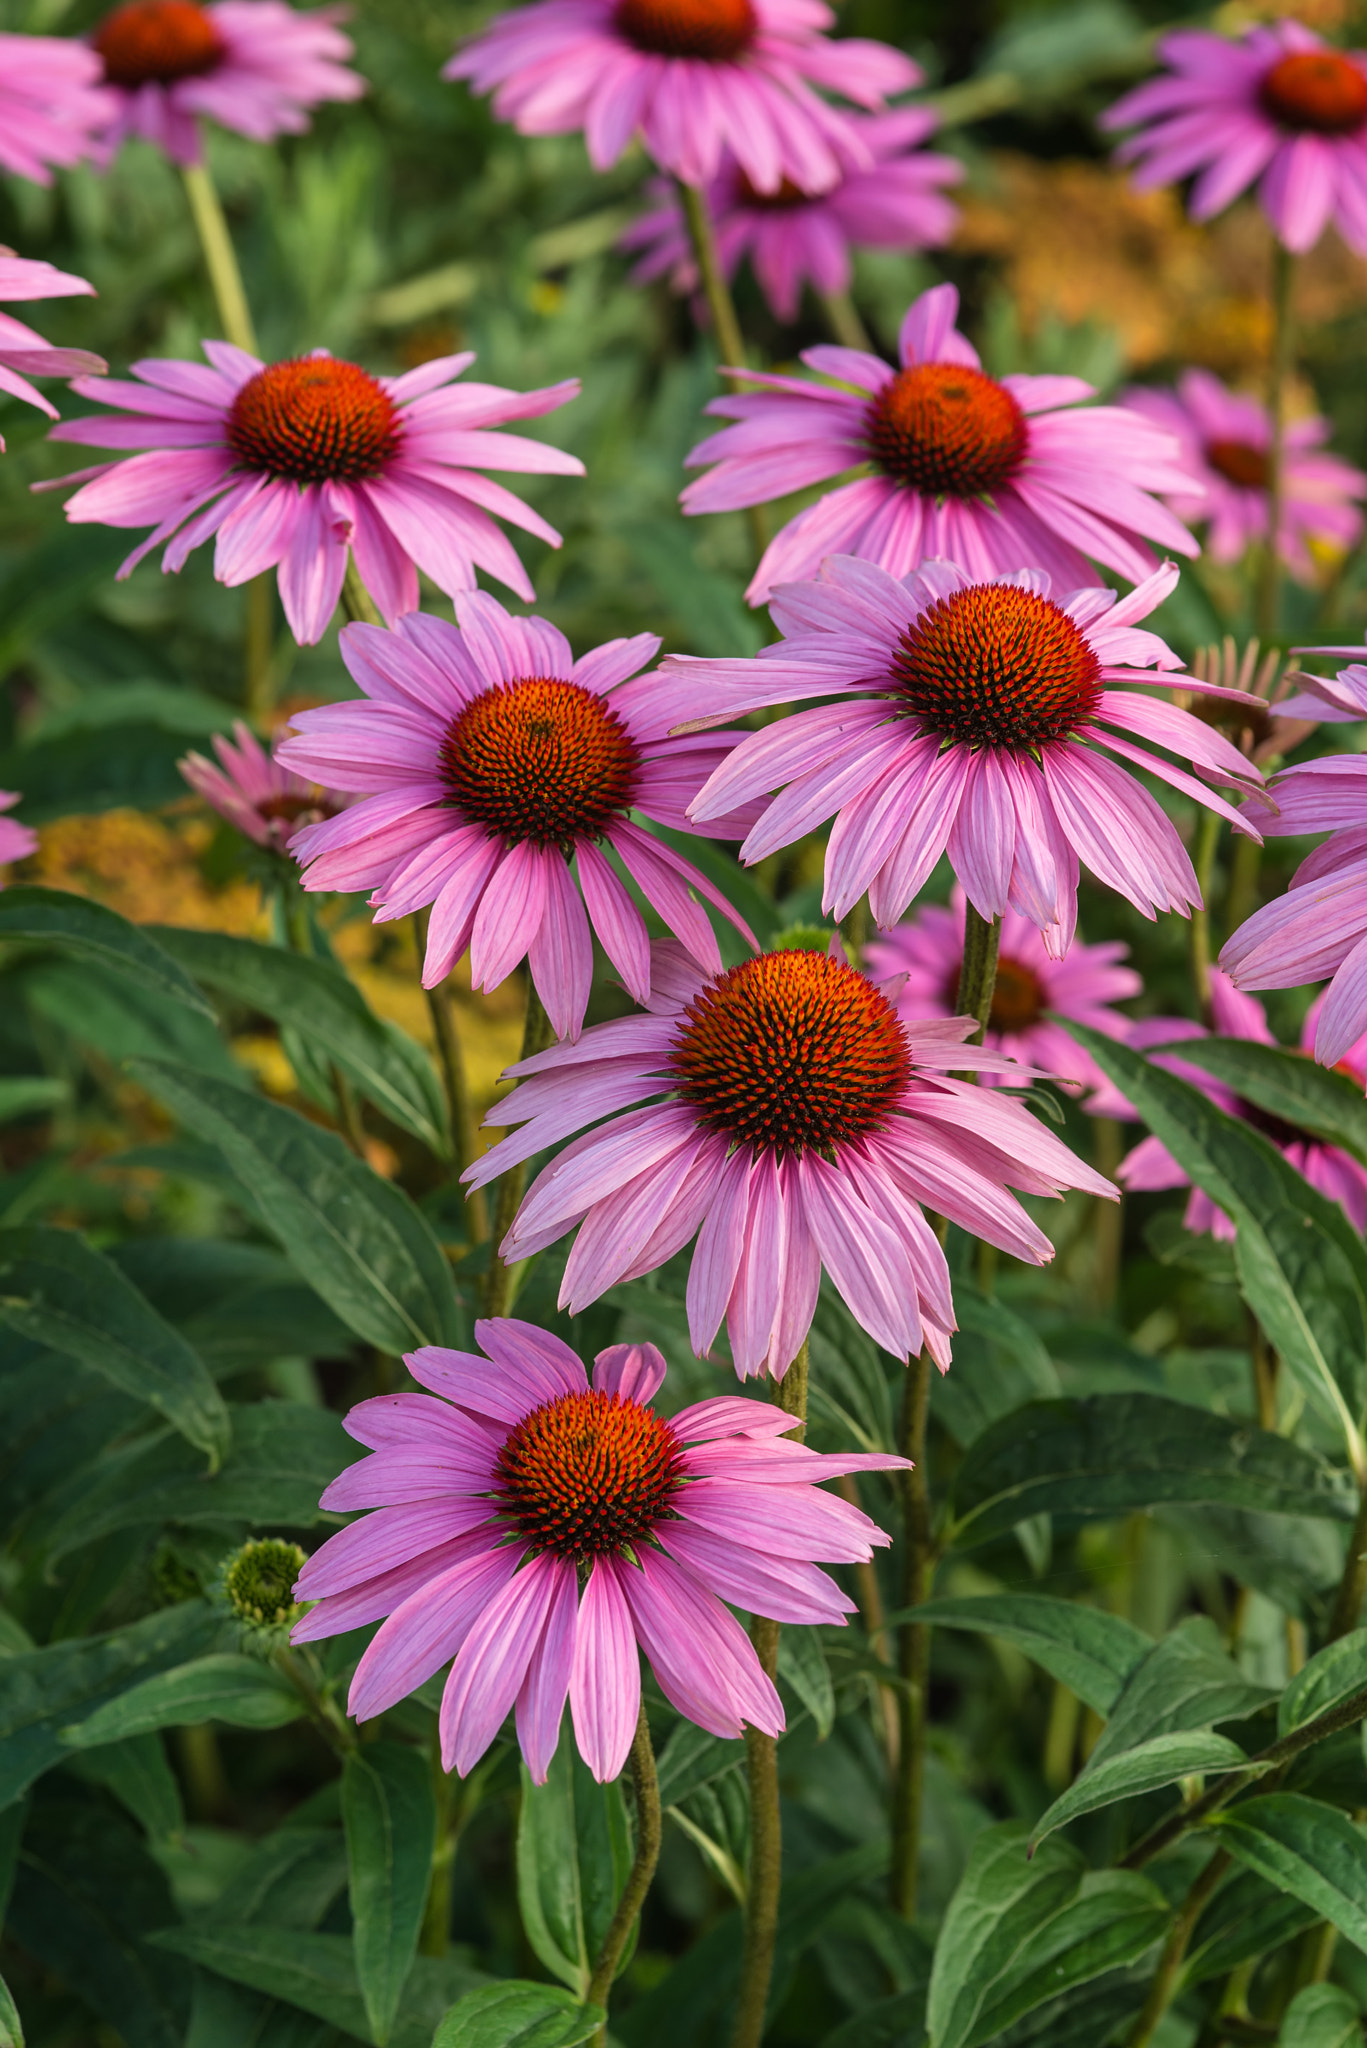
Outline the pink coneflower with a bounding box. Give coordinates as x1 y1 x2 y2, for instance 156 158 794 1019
0 793 37 873
180 718 343 851
864 888 1140 1107
680 281 1200 603
1123 369 1366 581
674 554 1266 953
463 939 1114 1377
0 34 116 184
1222 655 1367 1064
620 110 961 325
89 0 362 167
276 595 759 1038
1118 970 1367 1236
444 0 917 197
292 1319 909 1781
1101 21 1367 256
44 344 582 645
0 253 106 448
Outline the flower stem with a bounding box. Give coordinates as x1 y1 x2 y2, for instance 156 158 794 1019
1256 241 1295 643
1190 807 1221 1024
955 905 1001 1046
731 1343 807 2048
414 909 489 1242
341 559 383 627
586 1706 661 2043
281 891 366 1154
1124 1849 1230 2048
482 980 554 1316
677 180 769 565
819 289 872 354
891 1348 933 1919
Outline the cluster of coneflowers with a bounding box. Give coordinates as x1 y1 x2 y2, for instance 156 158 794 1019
10 0 1367 2032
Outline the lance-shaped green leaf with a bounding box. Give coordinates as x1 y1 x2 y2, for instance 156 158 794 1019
900 1596 1150 1715
949 1393 1354 1548
61 1655 304 1745
777 1626 834 1738
959 1871 1169 2047
63 1732 184 1842
1209 1793 1367 1951
1029 1732 1251 1851
516 1743 634 1999
1086 1618 1275 1768
149 928 450 1157
130 1059 463 1354
1280 1628 1367 1738
0 1076 65 1124
343 1742 436 2045
432 1982 606 2048
1279 1983 1364 2048
0 886 213 1017
0 1224 230 1466
1185 1864 1318 1984
1167 1036 1367 1174
0 1969 20 2048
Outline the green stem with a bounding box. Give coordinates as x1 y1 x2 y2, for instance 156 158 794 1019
1091 1115 1124 1312
1329 1476 1367 1642
482 981 554 1316
414 909 489 1242
842 895 868 966
1124 1850 1230 2048
955 906 1001 1046
244 576 275 724
891 1349 933 1919
1225 831 1263 939
586 1707 662 2043
341 559 383 627
1256 242 1295 643
1190 808 1221 1024
677 180 769 565
819 289 872 354
182 158 258 354
274 1646 356 1756
730 1345 807 2048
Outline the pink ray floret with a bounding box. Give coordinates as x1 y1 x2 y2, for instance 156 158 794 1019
672 554 1267 954
292 1318 909 1781
620 110 960 324
1118 970 1367 1236
1102 20 1367 255
865 886 1140 1111
180 717 345 850
0 793 37 873
89 0 363 168
44 343 583 645
463 937 1115 1378
444 0 917 196
0 252 106 450
680 281 1201 603
1222 654 1367 1065
1124 368 1365 582
0 33 117 185
277 593 760 1037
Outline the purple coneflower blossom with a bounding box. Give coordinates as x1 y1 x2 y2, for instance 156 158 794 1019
293 1320 909 1781
444 0 917 197
0 254 106 446
865 887 1140 1107
44 344 582 645
277 595 759 1038
620 109 961 325
1123 369 1365 582
89 0 362 167
674 554 1266 954
0 34 115 184
680 281 1199 603
1222 656 1367 1065
1101 20 1367 256
1118 970 1367 1236
463 939 1115 1377
0 794 37 872
180 718 343 852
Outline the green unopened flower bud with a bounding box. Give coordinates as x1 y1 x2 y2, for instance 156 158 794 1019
772 923 835 954
222 1537 307 1630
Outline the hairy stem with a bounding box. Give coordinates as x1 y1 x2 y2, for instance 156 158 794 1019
1091 1115 1124 1311
677 180 768 564
731 1346 807 2048
1190 807 1221 1024
837 1473 899 1763
341 559 383 627
1124 1850 1230 2048
1329 1476 1367 1641
1256 242 1295 643
414 909 489 1242
955 905 1001 1045
482 982 553 1316
891 1349 933 1918
586 1706 661 2042
819 289 872 354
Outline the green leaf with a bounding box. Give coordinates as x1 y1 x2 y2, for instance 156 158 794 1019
516 1741 633 1999
1167 1037 1367 1176
1210 1793 1367 1952
1029 1732 1250 1850
0 1225 230 1466
0 686 235 822
0 887 213 1019
1186 1864 1319 1984
1087 1619 1274 1769
150 928 450 1157
343 1741 436 2046
22 958 244 1086
63 1732 184 1841
963 1871 1170 2047
62 1656 304 1745
931 1286 1060 1448
949 1394 1354 1547
1279 1982 1363 2048
0 1076 66 1124
130 1060 464 1355
777 1627 835 1739
900 1596 1150 1716
0 1969 21 2048
431 1981 606 2048
1280 1629 1367 1738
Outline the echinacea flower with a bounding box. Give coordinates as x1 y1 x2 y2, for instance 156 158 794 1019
1123 369 1366 582
673 554 1266 953
293 1319 909 1781
0 793 36 872
0 253 106 448
1101 21 1367 256
620 109 960 324
0 34 116 185
89 0 363 167
1118 970 1367 1236
864 887 1139 1107
463 939 1115 1376
277 595 760 1037
680 281 1200 603
180 718 343 851
1222 655 1367 1064
444 0 918 197
45 344 582 644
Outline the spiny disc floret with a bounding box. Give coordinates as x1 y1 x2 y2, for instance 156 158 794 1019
493 1389 684 1564
668 950 910 1156
1260 49 1367 135
890 584 1103 750
865 363 1029 499
440 676 641 851
94 0 226 86
226 358 401 485
613 0 757 61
